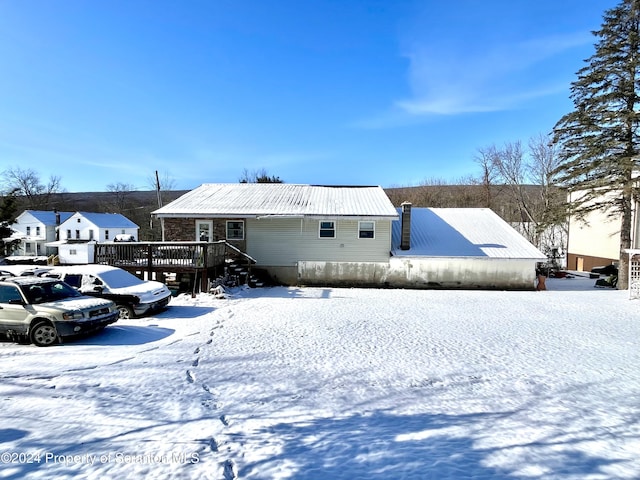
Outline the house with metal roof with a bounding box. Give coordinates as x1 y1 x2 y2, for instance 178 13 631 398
153 183 399 285
50 212 139 264
4 210 74 260
152 184 545 289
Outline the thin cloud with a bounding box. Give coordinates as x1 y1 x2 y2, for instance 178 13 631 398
396 31 591 116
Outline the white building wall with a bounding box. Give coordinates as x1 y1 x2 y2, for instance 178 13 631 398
568 207 620 260
57 243 95 265
9 212 50 256
246 217 392 266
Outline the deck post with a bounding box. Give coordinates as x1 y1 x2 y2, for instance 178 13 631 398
147 244 153 279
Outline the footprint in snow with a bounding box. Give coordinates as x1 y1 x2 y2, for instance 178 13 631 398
192 358 200 367
194 347 200 354
209 437 219 452
206 339 213 344
223 459 238 479
186 370 196 383
220 414 230 426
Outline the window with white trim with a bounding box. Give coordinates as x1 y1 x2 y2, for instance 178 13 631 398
319 221 336 238
226 221 244 240
196 221 213 242
358 221 375 239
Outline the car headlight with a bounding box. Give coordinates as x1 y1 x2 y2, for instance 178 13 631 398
62 310 84 320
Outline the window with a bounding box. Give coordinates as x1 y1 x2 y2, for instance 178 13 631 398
75 230 80 239
66 230 71 239
25 243 32 253
89 230 94 240
69 249 77 256
77 218 81 223
26 226 31 236
319 221 336 238
358 221 375 239
0 285 22 304
226 221 244 240
63 274 82 288
36 226 41 236
105 230 110 240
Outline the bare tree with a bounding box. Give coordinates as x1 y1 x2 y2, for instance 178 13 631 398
105 182 136 214
473 135 566 257
473 146 500 209
1 167 63 209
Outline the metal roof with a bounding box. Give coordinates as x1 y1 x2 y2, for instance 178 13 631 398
21 210 74 225
63 212 139 229
153 183 399 219
392 207 547 260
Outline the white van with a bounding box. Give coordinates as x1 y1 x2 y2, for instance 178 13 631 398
44 265 171 319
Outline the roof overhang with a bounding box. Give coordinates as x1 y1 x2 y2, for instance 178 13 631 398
154 213 399 221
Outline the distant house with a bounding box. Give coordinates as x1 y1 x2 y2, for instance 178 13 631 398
153 183 545 289
387 205 547 289
48 212 139 264
4 210 73 259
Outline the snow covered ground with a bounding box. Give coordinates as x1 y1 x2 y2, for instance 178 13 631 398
1 274 639 480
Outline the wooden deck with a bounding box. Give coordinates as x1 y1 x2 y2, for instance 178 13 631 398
93 241 255 292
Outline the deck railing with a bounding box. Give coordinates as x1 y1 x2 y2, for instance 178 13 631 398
94 241 255 270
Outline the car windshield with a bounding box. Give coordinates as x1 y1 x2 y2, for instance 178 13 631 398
23 281 82 304
97 269 144 289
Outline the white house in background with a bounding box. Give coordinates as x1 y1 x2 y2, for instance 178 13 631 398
49 212 139 264
5 210 73 259
387 205 547 290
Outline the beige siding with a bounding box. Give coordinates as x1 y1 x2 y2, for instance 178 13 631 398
246 218 391 266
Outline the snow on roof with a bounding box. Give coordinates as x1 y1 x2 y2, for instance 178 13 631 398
152 183 399 219
66 212 139 229
22 210 74 225
392 207 547 260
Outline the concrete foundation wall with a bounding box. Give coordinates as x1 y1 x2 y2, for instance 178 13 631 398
296 257 538 290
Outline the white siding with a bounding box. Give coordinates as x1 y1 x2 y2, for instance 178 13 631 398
568 204 620 260
246 218 392 266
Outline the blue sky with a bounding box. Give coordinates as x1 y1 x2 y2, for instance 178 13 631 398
0 0 619 193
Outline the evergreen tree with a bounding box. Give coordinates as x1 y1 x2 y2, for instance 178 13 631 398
0 189 18 257
553 0 640 289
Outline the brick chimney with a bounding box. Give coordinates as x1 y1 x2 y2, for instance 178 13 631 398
400 202 411 250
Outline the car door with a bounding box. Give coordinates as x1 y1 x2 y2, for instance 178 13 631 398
0 284 29 334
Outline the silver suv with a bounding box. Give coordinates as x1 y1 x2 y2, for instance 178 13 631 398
0 276 119 346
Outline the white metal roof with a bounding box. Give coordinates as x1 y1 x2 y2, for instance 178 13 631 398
392 207 547 260
153 183 399 219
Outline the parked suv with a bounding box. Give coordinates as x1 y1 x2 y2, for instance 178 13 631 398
44 265 171 319
0 276 119 346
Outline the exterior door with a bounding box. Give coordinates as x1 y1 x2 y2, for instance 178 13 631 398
196 221 213 242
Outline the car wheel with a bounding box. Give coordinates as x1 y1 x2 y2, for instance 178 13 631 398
30 321 58 347
116 305 135 319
